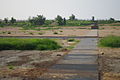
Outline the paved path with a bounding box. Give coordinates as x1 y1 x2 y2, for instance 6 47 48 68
38 30 99 80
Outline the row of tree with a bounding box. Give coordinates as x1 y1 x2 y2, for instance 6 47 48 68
0 14 77 26
28 14 76 26
0 14 117 27
2 17 16 24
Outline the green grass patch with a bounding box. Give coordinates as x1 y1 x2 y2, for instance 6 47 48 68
99 36 120 48
8 65 15 70
0 38 62 50
38 32 44 35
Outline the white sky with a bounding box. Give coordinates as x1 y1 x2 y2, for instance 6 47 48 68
0 0 120 20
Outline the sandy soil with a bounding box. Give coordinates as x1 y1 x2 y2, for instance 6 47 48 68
99 25 120 37
0 26 90 36
0 50 67 79
99 48 120 80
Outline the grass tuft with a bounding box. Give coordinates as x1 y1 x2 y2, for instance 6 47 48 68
38 32 44 35
99 35 120 48
67 38 75 42
8 32 11 34
53 32 58 34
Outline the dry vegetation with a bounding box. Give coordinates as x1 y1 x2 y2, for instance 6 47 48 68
0 26 90 37
99 23 120 37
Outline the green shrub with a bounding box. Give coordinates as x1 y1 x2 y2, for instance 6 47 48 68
38 32 44 35
60 31 63 32
67 38 75 42
54 32 58 34
8 65 14 70
0 38 61 50
8 32 11 34
29 32 34 35
2 31 6 34
99 36 120 48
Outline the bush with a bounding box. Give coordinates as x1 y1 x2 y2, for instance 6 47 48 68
29 32 34 35
38 32 44 35
67 38 75 42
60 31 63 32
8 32 11 34
0 21 4 27
8 65 14 70
55 15 66 25
2 31 6 34
99 36 120 48
29 15 46 25
54 32 58 34
0 38 61 50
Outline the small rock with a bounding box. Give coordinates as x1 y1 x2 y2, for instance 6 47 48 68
53 76 56 78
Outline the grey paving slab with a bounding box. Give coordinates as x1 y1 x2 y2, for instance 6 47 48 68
39 30 99 80
51 64 98 71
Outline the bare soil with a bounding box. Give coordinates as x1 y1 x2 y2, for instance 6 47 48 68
0 50 67 78
99 25 120 37
0 26 90 37
99 48 120 80
0 39 78 79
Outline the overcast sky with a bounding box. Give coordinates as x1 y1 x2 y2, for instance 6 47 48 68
0 0 120 20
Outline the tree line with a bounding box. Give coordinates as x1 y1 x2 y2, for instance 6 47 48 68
0 14 77 26
0 14 118 27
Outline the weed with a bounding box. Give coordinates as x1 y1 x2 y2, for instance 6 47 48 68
2 31 6 34
8 65 14 70
38 32 44 35
60 31 63 32
8 32 11 34
67 38 75 42
29 32 34 35
99 35 120 48
54 32 58 34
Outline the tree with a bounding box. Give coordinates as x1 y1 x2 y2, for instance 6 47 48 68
55 15 63 25
4 18 8 24
29 15 46 25
92 16 95 21
63 18 66 25
69 14 76 20
109 18 115 21
0 20 4 27
10 17 16 24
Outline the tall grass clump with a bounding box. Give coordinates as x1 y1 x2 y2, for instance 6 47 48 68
0 38 61 50
99 36 120 48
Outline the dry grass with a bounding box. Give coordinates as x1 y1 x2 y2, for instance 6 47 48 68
0 26 90 36
99 25 120 37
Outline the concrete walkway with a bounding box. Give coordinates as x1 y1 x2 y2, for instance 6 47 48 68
39 30 98 80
